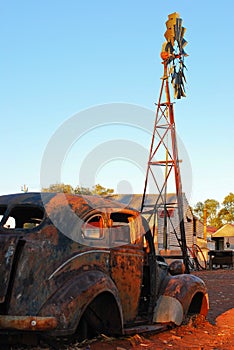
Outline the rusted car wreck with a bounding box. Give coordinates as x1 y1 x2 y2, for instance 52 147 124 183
0 192 208 340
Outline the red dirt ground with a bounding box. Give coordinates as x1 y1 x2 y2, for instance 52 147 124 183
72 270 234 350
6 269 234 350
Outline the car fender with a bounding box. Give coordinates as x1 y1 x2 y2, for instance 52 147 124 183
153 274 208 325
39 269 123 335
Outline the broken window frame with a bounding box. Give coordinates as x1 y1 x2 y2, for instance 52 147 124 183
0 204 45 231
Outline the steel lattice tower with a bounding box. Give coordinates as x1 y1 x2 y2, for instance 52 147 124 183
141 13 190 273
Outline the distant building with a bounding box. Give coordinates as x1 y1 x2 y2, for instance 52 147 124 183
211 224 234 250
108 193 207 255
206 226 217 251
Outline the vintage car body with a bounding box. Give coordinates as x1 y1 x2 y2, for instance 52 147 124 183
0 192 208 340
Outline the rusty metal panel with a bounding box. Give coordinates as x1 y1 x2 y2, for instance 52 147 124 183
153 295 183 325
0 315 57 331
110 247 144 322
38 269 123 334
0 236 19 303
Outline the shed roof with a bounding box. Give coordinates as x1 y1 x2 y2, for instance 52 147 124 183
212 224 234 238
107 193 189 213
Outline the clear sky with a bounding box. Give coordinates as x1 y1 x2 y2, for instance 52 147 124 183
1 0 234 207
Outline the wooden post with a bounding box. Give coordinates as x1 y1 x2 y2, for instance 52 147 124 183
203 208 207 241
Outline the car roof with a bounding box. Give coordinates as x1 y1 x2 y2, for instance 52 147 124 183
0 192 138 218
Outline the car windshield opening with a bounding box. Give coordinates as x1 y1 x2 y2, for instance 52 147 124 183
2 205 44 229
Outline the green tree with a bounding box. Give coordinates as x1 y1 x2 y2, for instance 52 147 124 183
193 201 204 220
204 199 220 227
42 183 74 193
91 184 114 196
74 186 92 195
193 199 220 227
42 183 114 196
218 192 234 224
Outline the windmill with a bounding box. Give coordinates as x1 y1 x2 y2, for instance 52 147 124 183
141 13 190 272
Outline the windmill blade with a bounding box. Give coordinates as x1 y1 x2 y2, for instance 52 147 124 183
169 64 175 76
171 64 187 99
164 12 180 45
165 41 174 54
175 18 183 42
181 69 187 84
181 27 186 39
173 79 186 99
164 28 175 46
181 37 188 49
174 18 187 55
167 12 180 26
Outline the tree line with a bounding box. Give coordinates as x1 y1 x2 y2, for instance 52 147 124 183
42 184 234 229
42 183 114 196
193 192 234 228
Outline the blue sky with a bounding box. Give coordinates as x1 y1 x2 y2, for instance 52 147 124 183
1 0 234 207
